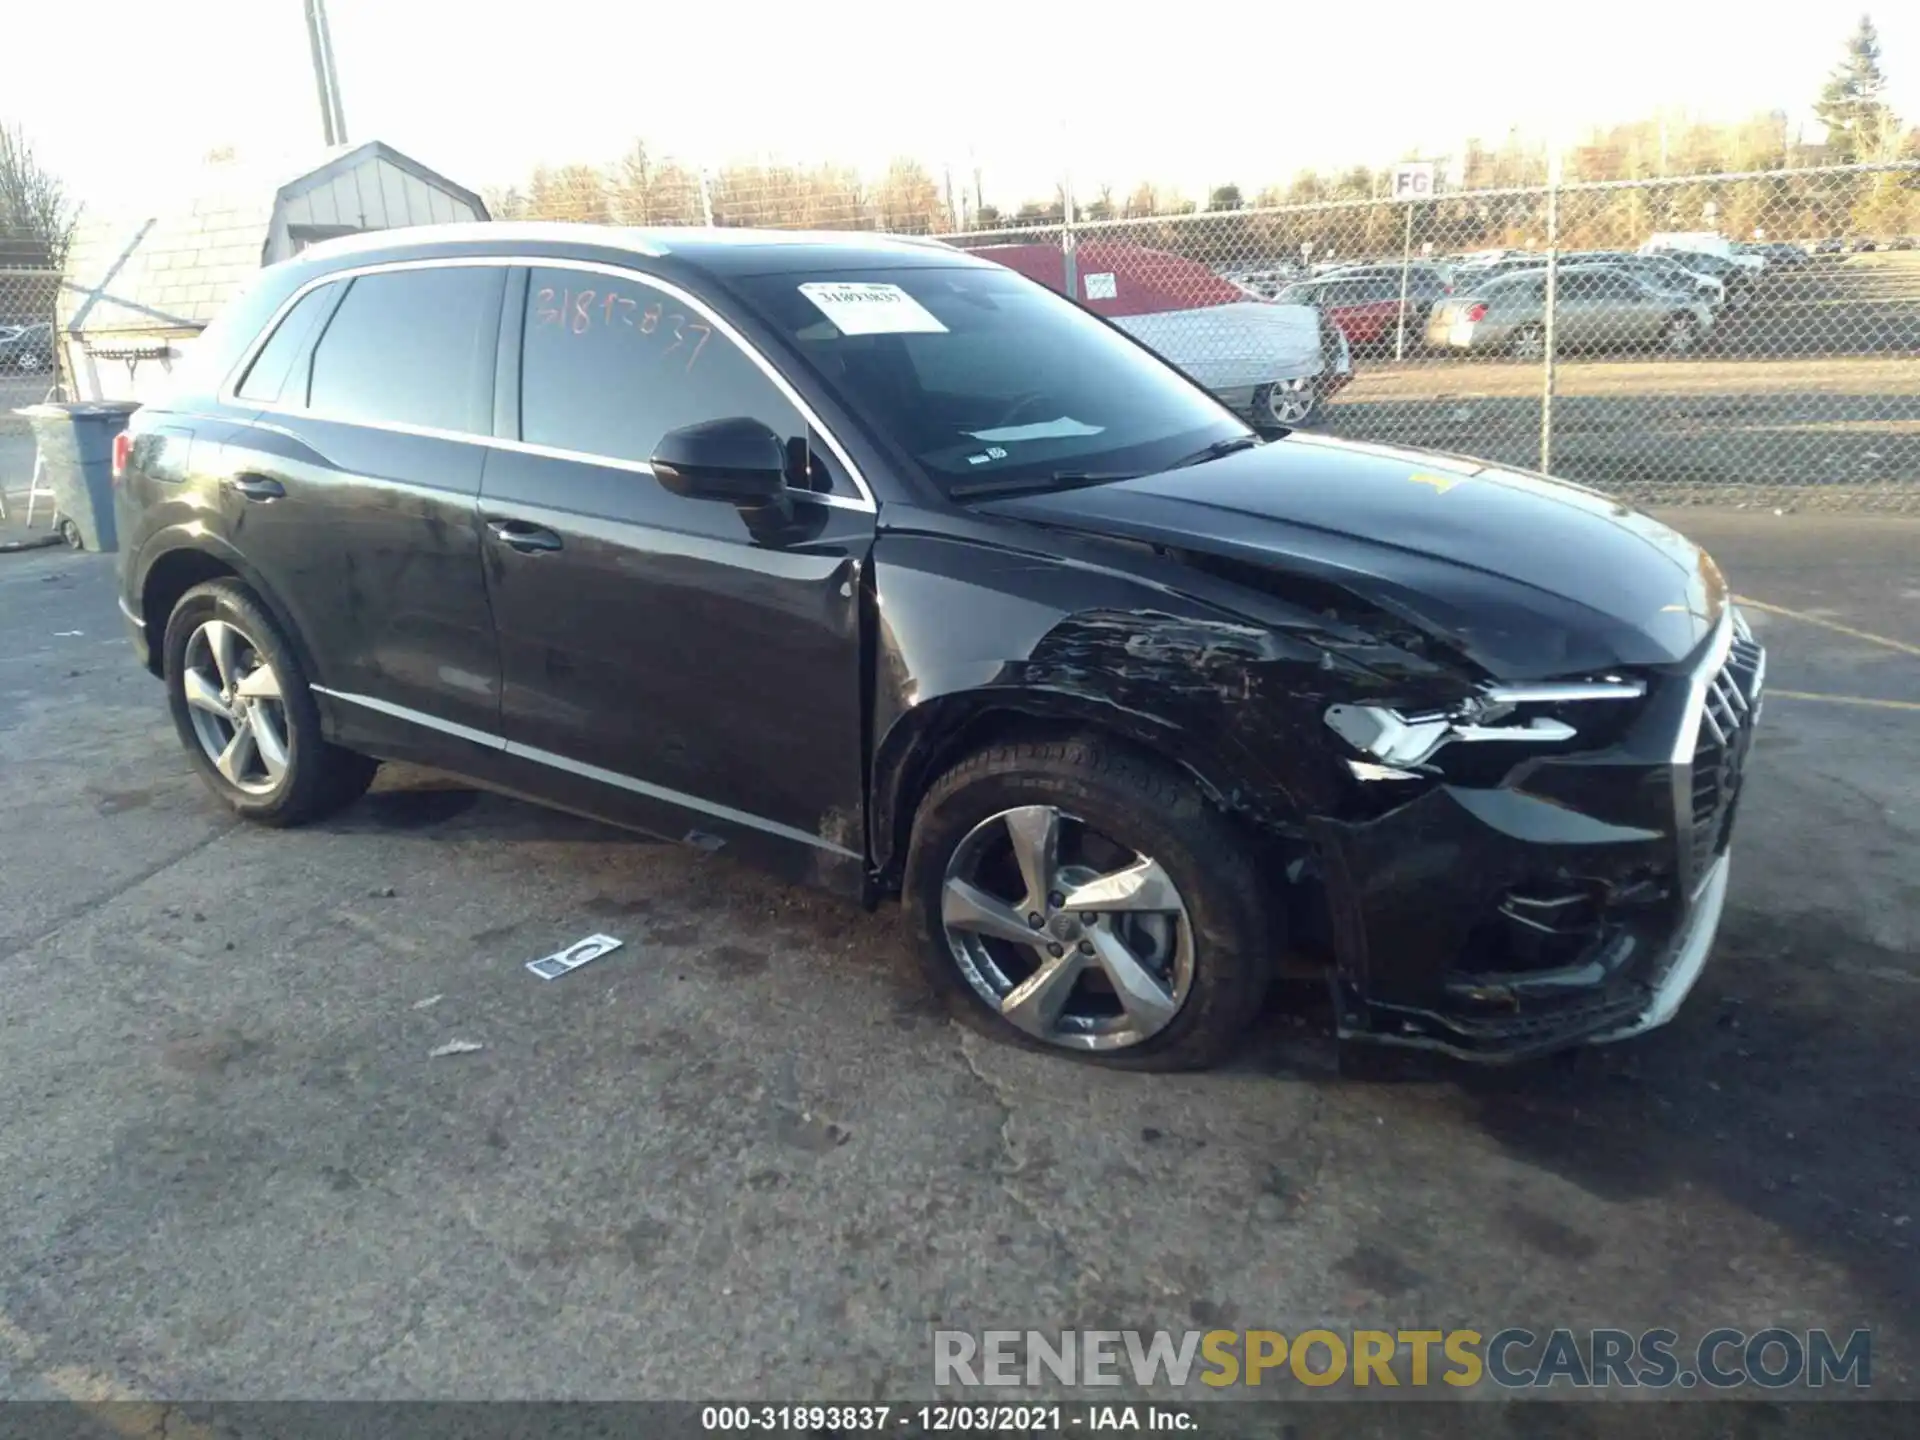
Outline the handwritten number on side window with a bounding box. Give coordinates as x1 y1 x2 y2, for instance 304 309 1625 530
684 322 711 371
532 285 710 371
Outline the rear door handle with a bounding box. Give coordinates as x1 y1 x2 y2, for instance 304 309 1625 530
227 473 285 501
485 518 563 553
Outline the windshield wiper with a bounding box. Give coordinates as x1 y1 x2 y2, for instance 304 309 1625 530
948 470 1140 500
1168 435 1264 469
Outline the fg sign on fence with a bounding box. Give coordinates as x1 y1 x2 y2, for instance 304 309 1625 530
1391 163 1436 201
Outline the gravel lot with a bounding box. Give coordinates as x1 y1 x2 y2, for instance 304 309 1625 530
0 512 1914 1413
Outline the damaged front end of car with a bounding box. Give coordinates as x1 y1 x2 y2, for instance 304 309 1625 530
1308 609 1765 1060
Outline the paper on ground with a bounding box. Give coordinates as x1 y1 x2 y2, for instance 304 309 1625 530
526 933 624 980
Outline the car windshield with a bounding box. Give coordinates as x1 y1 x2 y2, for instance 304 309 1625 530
729 264 1250 497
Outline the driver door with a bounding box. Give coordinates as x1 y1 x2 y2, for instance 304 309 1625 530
478 263 876 890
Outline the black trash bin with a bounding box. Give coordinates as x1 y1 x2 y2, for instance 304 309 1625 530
17 401 140 552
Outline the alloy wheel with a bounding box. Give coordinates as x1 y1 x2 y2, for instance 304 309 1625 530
1265 384 1316 427
181 619 291 795
1666 317 1697 353
1510 327 1545 361
939 804 1194 1051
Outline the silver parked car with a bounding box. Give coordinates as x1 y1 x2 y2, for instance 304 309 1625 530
1427 266 1715 358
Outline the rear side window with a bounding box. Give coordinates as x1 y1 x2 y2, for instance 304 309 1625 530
234 283 341 403
518 266 805 467
307 266 504 433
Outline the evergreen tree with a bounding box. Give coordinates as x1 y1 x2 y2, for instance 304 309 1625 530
1816 16 1898 162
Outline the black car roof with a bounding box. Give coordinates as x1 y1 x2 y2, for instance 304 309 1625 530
285 221 989 281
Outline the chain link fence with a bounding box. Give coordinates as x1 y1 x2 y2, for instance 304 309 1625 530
0 264 62 438
931 163 1920 512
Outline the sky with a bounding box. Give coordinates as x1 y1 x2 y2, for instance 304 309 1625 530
7 0 1918 218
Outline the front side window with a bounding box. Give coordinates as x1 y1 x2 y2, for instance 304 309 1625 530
307 265 504 433
730 264 1246 495
519 266 806 469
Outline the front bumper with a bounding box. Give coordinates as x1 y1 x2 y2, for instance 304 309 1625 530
1317 611 1762 1062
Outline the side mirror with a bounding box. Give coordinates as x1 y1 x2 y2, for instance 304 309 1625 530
650 417 789 507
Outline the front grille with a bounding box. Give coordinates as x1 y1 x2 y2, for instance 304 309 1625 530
1686 617 1765 880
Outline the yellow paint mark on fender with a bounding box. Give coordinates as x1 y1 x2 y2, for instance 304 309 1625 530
1408 471 1464 494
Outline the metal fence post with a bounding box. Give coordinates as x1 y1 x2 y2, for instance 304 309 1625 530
1540 153 1562 474
1060 166 1078 301
1395 203 1414 361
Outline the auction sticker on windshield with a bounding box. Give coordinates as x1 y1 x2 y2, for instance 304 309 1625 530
799 282 949 335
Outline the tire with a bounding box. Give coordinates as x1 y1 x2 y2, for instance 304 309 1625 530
162 579 377 825
905 736 1272 1071
1664 314 1698 354
1253 380 1320 429
1508 324 1545 361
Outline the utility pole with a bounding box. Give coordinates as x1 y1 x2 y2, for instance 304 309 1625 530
304 0 349 147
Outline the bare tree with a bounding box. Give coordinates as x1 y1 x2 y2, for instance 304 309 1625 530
0 123 80 267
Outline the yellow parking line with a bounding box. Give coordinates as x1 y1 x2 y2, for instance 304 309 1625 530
1735 596 1920 660
1769 689 1920 712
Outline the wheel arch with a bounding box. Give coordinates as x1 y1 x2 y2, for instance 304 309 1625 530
138 535 322 687
869 688 1290 898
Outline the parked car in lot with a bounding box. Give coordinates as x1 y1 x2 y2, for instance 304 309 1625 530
1312 261 1455 295
0 321 53 372
1275 270 1446 351
982 240 1352 428
1566 252 1726 307
1813 237 1846 255
1428 265 1715 357
113 223 1763 1066
1650 248 1756 308
1448 253 1555 290
1738 242 1810 267
1641 232 1764 276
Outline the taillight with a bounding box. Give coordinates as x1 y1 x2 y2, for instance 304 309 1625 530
1466 302 1489 323
112 431 132 483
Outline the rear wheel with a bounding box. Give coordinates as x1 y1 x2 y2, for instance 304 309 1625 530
907 736 1272 1070
1255 380 1319 428
162 580 377 825
1508 324 1545 361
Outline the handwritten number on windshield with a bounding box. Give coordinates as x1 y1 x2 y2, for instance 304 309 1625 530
532 286 711 372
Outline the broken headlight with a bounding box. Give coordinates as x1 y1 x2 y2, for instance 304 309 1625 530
1325 677 1647 780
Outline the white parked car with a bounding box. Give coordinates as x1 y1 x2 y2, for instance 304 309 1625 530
978 241 1354 429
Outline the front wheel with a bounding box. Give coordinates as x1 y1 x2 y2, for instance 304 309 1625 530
906 737 1272 1070
162 579 377 825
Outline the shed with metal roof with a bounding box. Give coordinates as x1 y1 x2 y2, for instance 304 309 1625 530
59 141 487 402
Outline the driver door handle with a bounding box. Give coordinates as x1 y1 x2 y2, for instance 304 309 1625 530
486 518 563 553
227 473 285 501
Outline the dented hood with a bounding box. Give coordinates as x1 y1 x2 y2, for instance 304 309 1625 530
983 433 1727 680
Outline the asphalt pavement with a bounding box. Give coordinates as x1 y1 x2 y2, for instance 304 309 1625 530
0 513 1914 1407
